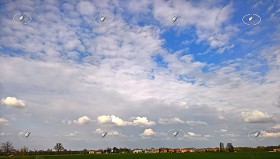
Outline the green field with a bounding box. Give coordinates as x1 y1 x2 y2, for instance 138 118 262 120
1 152 280 159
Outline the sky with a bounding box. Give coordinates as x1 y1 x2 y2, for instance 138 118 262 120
0 0 280 150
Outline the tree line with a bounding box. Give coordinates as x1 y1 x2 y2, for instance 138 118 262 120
1 141 279 156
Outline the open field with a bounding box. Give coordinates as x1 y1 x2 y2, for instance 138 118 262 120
1 152 280 159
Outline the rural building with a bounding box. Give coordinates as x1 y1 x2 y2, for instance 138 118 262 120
95 150 103 154
88 150 94 154
181 148 190 153
145 148 159 153
132 149 143 153
159 148 168 153
167 148 174 153
174 148 181 153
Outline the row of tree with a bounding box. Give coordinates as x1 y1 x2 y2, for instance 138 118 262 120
0 141 65 156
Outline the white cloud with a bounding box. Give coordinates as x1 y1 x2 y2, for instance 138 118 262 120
97 115 128 126
186 120 208 126
0 0 279 149
77 1 95 15
204 134 214 138
158 117 185 124
0 132 11 136
1 97 26 108
108 130 121 136
132 117 156 126
0 118 8 125
241 110 276 123
186 131 201 137
95 128 103 134
73 116 91 125
272 125 280 129
94 128 121 136
262 131 280 137
220 129 227 132
65 131 79 137
142 128 155 136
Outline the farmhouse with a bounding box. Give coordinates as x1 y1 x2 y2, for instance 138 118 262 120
145 148 159 153
159 148 168 153
88 150 94 154
132 149 143 153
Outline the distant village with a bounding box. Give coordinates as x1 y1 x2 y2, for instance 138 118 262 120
1 141 280 156
89 147 220 155
88 142 280 155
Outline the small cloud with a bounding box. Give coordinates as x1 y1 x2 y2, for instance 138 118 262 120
220 129 227 132
272 124 280 129
186 120 208 126
1 97 26 108
241 110 276 123
158 117 185 124
0 132 11 136
95 128 103 134
132 117 155 126
65 131 79 137
141 128 155 136
262 131 280 137
186 132 201 137
97 115 128 126
108 130 121 136
94 128 121 136
74 116 91 125
204 134 214 138
0 118 8 125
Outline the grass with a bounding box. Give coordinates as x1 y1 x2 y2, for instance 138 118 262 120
1 152 280 159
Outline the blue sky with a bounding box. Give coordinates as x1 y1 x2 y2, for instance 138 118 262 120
0 0 280 150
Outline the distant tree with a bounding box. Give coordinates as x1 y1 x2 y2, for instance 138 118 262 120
105 148 112 154
220 142 225 152
53 143 64 155
113 147 119 153
226 143 234 152
82 149 88 155
1 141 14 155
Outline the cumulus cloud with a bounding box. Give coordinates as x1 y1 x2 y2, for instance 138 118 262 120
73 116 91 125
241 110 276 123
186 120 208 126
132 117 156 126
97 115 128 126
158 117 185 124
0 118 8 125
142 128 155 136
1 97 26 108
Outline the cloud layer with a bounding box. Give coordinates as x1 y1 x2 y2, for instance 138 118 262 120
0 0 279 150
